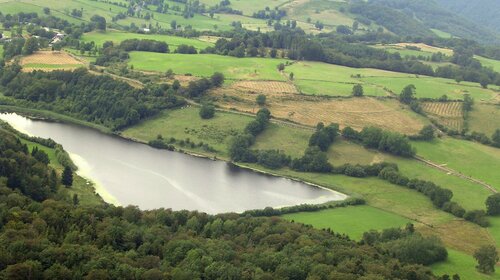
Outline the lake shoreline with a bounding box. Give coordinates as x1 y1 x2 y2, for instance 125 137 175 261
0 107 349 210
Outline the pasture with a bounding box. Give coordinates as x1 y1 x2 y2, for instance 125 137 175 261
250 123 491 212
412 137 500 190
82 30 214 50
285 61 497 100
128 52 288 80
476 56 500 72
121 107 253 157
431 249 499 280
255 166 493 253
283 205 410 240
469 103 500 136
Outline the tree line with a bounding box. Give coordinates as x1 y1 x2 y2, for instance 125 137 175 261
0 66 185 130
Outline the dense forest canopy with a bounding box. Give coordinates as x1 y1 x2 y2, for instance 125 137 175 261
437 0 500 34
0 67 185 130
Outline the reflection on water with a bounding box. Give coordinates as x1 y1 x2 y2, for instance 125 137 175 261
0 113 347 213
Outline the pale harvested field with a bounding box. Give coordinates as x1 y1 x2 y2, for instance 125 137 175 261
422 101 464 131
231 80 298 94
20 51 84 71
210 89 426 134
393 43 453 55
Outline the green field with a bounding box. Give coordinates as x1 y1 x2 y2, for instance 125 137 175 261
121 107 253 157
252 122 493 211
469 104 500 136
476 56 500 73
431 249 499 280
283 205 410 240
0 0 268 32
129 52 288 80
253 123 312 158
200 0 291 16
82 30 214 50
285 61 496 99
413 138 500 190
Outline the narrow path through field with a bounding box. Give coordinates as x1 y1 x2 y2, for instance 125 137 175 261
414 155 497 193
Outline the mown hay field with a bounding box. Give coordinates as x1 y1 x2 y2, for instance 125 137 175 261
422 101 464 131
210 88 428 135
19 51 85 72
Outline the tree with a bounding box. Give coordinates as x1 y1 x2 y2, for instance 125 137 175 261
399 84 416 104
270 49 277 58
491 129 500 148
277 63 285 71
256 94 266 106
199 103 215 119
474 245 498 274
463 95 474 112
43 7 51 15
91 15 107 31
418 125 435 141
62 166 73 187
289 72 294 80
486 194 500 215
352 84 364 97
171 20 177 30
210 72 225 87
336 25 352 35
352 21 359 31
22 38 38 55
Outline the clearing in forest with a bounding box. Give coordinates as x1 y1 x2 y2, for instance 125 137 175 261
20 51 85 72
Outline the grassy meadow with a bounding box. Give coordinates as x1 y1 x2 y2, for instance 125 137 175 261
251 122 493 211
468 103 500 136
121 107 253 157
476 56 500 72
412 138 500 190
431 249 499 280
82 30 214 50
283 205 410 240
129 52 288 80
284 61 496 99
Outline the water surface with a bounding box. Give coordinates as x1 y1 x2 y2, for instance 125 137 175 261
0 113 346 213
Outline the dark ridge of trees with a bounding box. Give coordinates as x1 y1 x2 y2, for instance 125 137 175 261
0 130 441 279
175 44 197 54
0 66 185 130
357 126 416 157
185 72 225 98
362 226 447 265
308 122 340 152
119 39 169 53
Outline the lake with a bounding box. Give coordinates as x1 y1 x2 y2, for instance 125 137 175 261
0 113 347 213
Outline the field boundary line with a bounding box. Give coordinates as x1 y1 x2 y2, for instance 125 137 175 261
413 155 497 193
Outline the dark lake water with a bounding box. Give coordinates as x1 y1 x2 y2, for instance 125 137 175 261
0 113 347 213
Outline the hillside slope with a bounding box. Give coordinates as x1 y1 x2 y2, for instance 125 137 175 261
437 0 500 34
